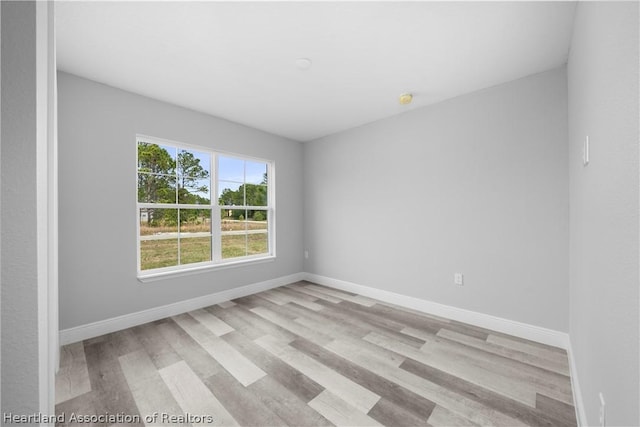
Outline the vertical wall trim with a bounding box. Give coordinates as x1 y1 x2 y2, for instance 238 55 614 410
36 0 53 416
0 0 3 410
47 0 59 381
567 339 587 426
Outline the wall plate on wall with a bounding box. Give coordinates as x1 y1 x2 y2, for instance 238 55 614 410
583 135 590 166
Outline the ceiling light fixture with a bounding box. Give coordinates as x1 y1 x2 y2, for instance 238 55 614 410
399 93 413 105
295 58 312 70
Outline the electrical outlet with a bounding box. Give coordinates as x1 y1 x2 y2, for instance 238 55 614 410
304 250 309 259
599 392 606 427
454 273 464 286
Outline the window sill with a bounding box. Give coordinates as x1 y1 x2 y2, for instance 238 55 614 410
137 256 276 283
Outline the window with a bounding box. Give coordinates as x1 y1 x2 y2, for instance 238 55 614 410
137 136 274 277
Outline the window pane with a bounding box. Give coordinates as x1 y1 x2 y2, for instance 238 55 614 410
139 208 178 235
179 209 211 233
140 239 178 270
218 156 244 182
140 207 179 270
245 184 267 206
221 209 247 228
138 172 177 203
179 209 212 264
180 237 211 265
221 234 247 259
218 181 243 206
178 177 211 204
178 149 210 177
248 209 268 224
248 210 269 255
138 142 176 174
221 210 247 259
246 161 267 185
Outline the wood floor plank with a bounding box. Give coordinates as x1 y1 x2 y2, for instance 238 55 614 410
308 390 383 427
173 313 266 387
110 328 145 357
535 394 578 427
55 390 103 427
83 339 142 421
401 328 570 382
290 338 436 421
372 299 452 324
487 334 570 367
236 294 298 318
255 334 381 414
305 283 358 296
367 398 431 427
417 332 574 405
488 329 568 355
401 358 570 427
427 405 479 427
189 308 235 336
325 338 526 426
432 331 574 399
293 304 411 367
359 301 475 339
131 322 182 370
259 289 293 305
159 360 239 426
227 302 299 343
285 284 343 303
56 342 91 404
333 301 440 336
316 299 427 348
232 294 267 309
118 350 185 426
304 284 377 307
201 370 287 427
205 305 266 341
344 298 493 342
364 331 538 407
222 330 325 403
294 310 370 341
217 300 237 308
277 286 325 305
269 288 324 311
245 375 334 426
156 319 221 379
251 305 334 346
435 328 570 376
268 299 369 341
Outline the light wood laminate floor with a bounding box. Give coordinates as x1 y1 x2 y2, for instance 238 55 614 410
55 281 577 426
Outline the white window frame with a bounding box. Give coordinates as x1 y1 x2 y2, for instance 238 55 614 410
136 135 276 281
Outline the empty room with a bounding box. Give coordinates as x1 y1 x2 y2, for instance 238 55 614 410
1 1 638 426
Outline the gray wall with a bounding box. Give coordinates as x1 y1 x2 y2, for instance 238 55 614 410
1 0 41 416
57 72 304 329
304 67 569 331
568 2 639 426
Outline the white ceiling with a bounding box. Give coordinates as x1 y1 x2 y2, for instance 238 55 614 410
56 1 577 142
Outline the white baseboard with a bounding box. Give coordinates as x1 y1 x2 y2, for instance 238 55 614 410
566 339 587 426
59 272 305 345
303 273 570 349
